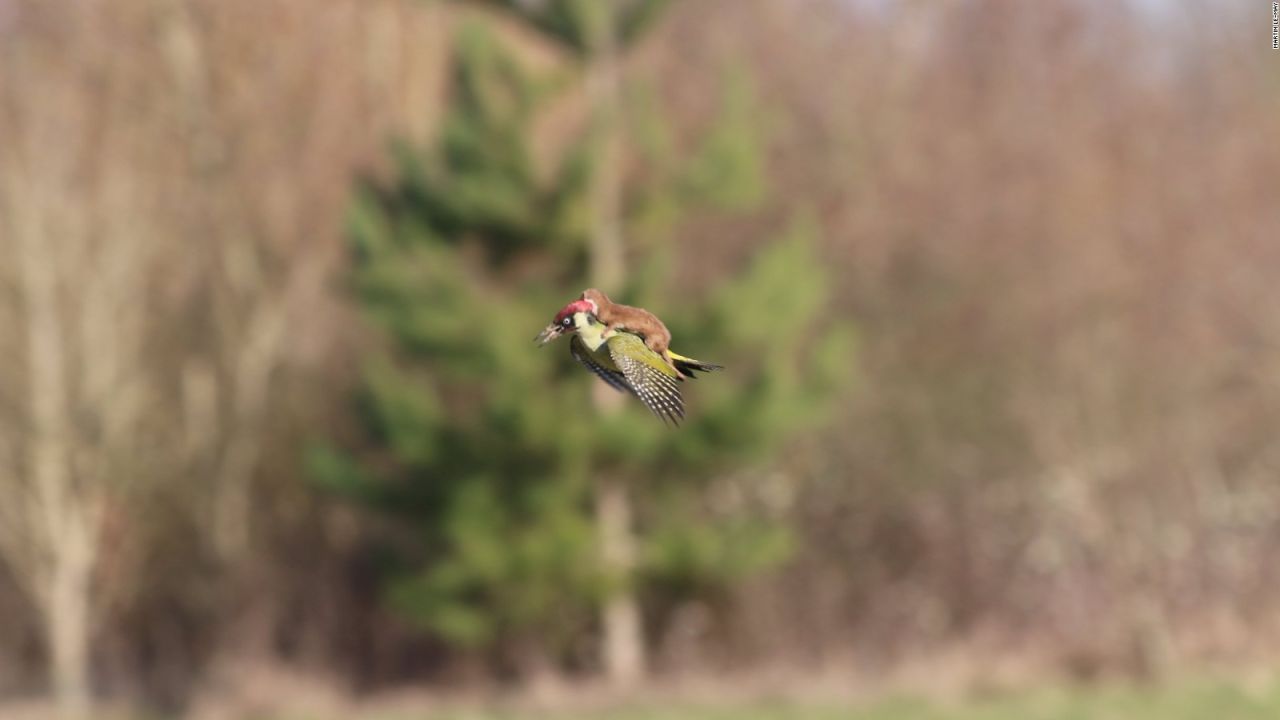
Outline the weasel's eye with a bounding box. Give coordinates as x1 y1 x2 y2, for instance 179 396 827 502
561 317 572 326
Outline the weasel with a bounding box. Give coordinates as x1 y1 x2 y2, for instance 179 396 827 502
580 288 676 371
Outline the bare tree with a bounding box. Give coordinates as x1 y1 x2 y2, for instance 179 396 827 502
0 25 162 716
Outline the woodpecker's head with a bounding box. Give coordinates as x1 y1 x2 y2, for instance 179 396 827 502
535 299 594 345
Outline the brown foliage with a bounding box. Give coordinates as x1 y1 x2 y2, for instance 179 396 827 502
698 0 1280 681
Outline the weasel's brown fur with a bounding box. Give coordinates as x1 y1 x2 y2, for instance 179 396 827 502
581 288 676 371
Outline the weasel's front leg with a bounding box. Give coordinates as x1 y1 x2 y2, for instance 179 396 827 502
644 339 678 374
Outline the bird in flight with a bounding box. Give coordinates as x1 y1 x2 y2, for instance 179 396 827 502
535 299 721 425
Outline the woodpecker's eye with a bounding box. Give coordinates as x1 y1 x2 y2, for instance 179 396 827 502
561 317 572 327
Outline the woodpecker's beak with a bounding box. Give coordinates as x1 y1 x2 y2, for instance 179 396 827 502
534 323 563 346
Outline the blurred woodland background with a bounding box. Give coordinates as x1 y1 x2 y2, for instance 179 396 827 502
1 0 1279 718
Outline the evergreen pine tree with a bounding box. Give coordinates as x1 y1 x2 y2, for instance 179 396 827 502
311 8 854 676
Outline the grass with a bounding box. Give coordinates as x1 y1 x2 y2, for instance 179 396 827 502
367 676 1280 720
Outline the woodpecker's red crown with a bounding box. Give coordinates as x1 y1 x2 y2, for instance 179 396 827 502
553 299 595 327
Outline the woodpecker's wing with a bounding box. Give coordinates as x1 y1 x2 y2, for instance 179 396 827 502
603 332 686 425
569 334 631 394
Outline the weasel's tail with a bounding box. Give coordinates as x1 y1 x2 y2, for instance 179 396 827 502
668 350 724 380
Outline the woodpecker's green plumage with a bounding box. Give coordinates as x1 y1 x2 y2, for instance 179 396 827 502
536 302 723 424
570 312 686 424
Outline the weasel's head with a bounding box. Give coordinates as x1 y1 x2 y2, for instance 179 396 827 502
534 299 595 345
579 288 606 314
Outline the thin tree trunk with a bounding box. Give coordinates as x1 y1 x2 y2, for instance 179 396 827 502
588 1 624 294
211 297 285 563
46 520 94 720
594 478 643 685
17 191 95 719
587 0 645 687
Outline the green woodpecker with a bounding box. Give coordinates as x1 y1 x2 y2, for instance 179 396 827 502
535 300 722 425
